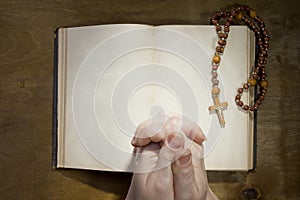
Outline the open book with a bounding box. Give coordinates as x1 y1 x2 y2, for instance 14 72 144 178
53 24 256 171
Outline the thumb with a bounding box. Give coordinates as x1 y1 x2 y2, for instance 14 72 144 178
171 149 198 200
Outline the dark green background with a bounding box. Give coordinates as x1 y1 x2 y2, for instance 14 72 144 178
1 0 299 199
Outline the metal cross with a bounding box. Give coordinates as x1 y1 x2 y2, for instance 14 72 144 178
209 96 228 126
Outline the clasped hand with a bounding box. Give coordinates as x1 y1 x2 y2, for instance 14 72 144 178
126 113 218 200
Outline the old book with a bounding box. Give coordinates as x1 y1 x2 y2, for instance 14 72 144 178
53 24 256 172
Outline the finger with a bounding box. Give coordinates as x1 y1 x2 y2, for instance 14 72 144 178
131 114 169 147
152 132 185 171
132 115 206 147
133 143 161 174
145 133 185 197
163 116 206 145
190 142 210 198
171 148 198 200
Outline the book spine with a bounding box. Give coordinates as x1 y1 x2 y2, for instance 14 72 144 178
52 29 59 168
52 28 68 168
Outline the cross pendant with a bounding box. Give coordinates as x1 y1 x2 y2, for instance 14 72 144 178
209 95 228 127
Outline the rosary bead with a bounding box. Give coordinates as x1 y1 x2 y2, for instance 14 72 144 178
224 26 230 32
238 88 243 93
212 65 219 70
260 73 266 79
264 37 269 42
260 80 269 88
212 79 219 85
249 106 255 111
216 46 224 53
264 43 269 48
218 39 226 46
216 25 222 31
261 88 267 94
236 12 243 20
212 55 221 63
212 87 220 95
235 94 241 100
253 74 258 79
249 10 256 18
263 30 268 35
212 71 218 78
256 100 262 105
243 83 249 89
259 95 265 101
260 48 266 53
225 21 231 26
245 6 250 12
243 105 250 110
259 56 265 61
248 78 257 86
256 17 262 23
237 101 244 107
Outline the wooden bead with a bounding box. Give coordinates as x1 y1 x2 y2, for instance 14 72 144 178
212 55 221 63
249 10 256 18
260 80 269 88
211 87 220 95
212 71 218 78
224 26 230 32
256 100 262 105
236 12 243 20
243 105 249 110
248 78 257 86
218 40 226 46
235 94 241 100
212 65 218 70
243 83 249 89
261 88 267 94
237 101 244 107
216 46 224 53
212 79 219 85
237 88 243 93
259 95 265 101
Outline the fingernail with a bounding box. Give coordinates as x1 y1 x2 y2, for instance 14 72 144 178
179 153 191 166
166 133 184 150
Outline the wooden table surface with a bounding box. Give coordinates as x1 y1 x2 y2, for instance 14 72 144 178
1 0 299 199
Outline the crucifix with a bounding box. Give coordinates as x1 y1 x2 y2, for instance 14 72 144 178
209 87 228 126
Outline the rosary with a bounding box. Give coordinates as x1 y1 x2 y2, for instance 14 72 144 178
208 5 269 126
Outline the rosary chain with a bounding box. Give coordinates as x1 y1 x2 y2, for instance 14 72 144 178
210 5 269 111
